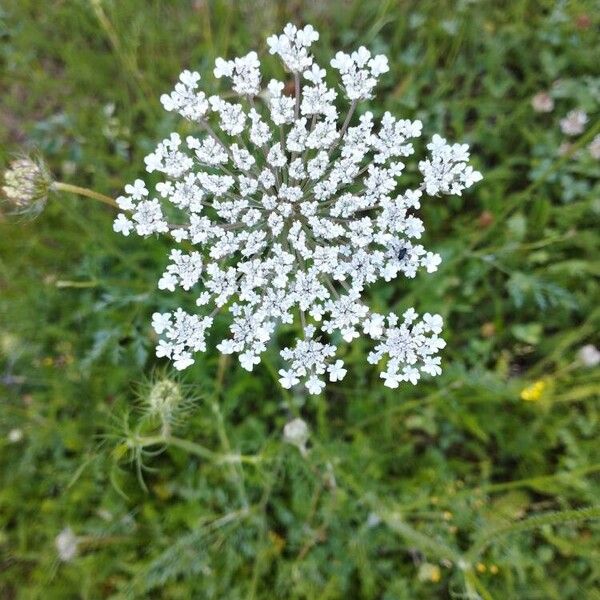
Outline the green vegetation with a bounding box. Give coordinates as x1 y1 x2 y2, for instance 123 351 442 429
1 0 599 598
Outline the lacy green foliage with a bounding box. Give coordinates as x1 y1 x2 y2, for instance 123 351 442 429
1 0 599 598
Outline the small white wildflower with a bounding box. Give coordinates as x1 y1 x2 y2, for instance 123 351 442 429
588 134 600 160
366 512 381 528
55 527 78 562
8 428 23 443
531 92 554 113
578 344 600 367
114 24 482 393
124 179 148 200
267 24 319 72
560 109 588 136
419 134 482 196
113 213 133 236
330 46 389 100
283 417 309 455
214 51 261 96
160 70 208 121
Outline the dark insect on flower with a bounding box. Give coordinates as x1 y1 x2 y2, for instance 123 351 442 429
397 247 408 261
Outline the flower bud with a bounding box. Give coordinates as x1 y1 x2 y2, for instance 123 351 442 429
146 379 182 417
283 417 309 455
2 156 53 216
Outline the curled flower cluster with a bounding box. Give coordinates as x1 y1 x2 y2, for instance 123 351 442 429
113 24 482 393
2 157 52 215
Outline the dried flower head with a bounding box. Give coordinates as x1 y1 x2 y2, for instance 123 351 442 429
113 24 482 393
1 156 52 216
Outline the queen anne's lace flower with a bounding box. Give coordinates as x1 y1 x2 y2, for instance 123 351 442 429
113 24 482 394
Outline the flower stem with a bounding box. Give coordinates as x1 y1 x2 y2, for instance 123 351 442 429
52 181 118 208
338 99 358 141
294 72 301 119
138 434 262 465
211 355 249 506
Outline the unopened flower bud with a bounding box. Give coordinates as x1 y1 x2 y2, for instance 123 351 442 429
147 379 182 417
283 418 309 455
2 156 52 216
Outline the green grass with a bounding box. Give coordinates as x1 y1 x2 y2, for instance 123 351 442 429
1 0 599 598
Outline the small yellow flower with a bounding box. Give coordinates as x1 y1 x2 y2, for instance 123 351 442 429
520 379 546 402
476 562 487 573
490 564 499 574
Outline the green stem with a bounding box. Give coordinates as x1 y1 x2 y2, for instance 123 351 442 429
52 181 118 208
477 463 600 495
212 355 249 508
464 569 495 600
138 434 261 465
212 398 249 508
467 505 600 561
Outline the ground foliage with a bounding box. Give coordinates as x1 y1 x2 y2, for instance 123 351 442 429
0 0 599 598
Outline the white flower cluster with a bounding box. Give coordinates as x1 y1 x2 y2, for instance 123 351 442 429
113 24 482 393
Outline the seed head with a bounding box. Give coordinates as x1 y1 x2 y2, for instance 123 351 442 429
1 156 53 216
